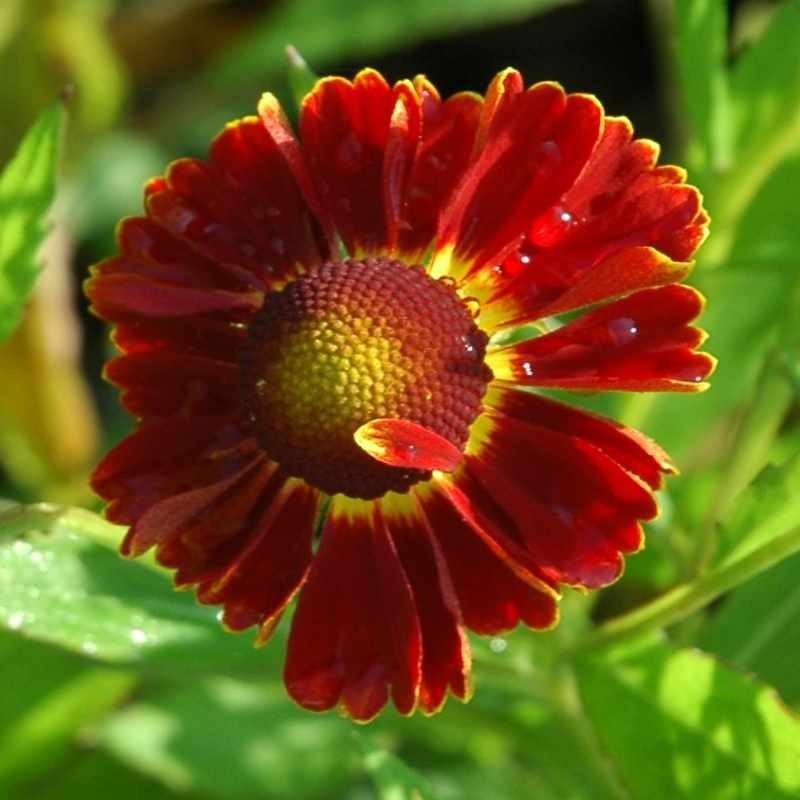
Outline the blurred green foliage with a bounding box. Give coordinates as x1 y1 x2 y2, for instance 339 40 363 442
1 1 800 799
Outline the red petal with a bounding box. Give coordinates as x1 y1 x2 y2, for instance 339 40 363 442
488 284 716 391
141 114 326 287
92 417 254 525
397 83 482 260
416 486 558 634
473 114 708 330
122 456 272 557
196 479 320 637
379 498 470 713
104 352 239 417
466 408 657 587
285 501 422 720
354 418 463 472
488 386 675 490
483 246 693 330
301 69 422 256
111 317 246 362
434 84 603 276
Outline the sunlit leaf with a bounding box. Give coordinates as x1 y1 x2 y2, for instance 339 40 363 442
359 737 438 800
0 504 274 673
673 0 731 180
0 101 65 342
0 633 134 789
577 640 800 798
702 552 800 707
97 678 355 799
730 2 800 166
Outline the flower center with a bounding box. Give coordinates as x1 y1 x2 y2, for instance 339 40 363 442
240 257 492 499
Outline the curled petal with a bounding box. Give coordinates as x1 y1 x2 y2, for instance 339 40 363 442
355 418 462 472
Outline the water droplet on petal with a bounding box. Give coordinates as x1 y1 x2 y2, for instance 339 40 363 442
438 275 458 289
607 317 638 346
216 610 225 622
528 205 575 248
521 361 535 378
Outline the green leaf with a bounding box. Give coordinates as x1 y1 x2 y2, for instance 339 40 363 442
577 641 800 798
0 632 134 789
0 101 65 342
97 678 356 799
712 454 800 570
569 455 800 654
701 552 800 707
673 0 731 180
285 45 320 110
16 752 185 800
0 503 276 673
730 1 800 169
359 736 438 800
208 0 573 88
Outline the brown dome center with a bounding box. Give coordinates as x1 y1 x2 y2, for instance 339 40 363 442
240 257 492 498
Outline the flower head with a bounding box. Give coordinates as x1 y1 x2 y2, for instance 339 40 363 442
86 68 714 720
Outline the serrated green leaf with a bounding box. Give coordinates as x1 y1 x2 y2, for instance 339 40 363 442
0 101 65 342
97 678 355 799
673 0 732 180
0 503 276 673
208 0 574 88
577 641 800 799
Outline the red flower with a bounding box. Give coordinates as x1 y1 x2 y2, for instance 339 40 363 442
86 68 714 720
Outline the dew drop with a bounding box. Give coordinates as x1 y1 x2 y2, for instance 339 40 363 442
81 640 98 656
438 275 458 289
518 253 532 265
528 205 575 248
490 637 508 654
130 628 149 645
266 205 282 218
460 334 477 356
7 611 25 630
607 317 638 346
521 361 535 378
216 610 225 622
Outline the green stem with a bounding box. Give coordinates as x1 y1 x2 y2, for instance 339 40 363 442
691 352 794 575
564 515 800 655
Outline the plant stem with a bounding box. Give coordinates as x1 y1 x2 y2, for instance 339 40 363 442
563 515 800 656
